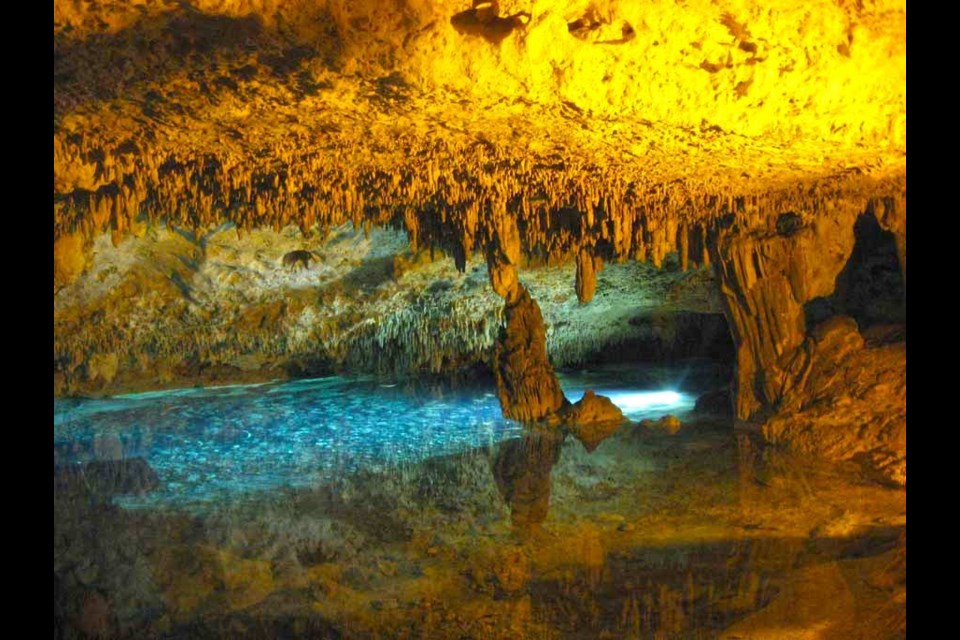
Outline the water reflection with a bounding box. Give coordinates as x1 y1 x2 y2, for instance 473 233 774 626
54 366 904 639
494 430 564 532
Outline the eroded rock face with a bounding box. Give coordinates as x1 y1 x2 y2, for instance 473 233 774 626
712 201 906 485
763 316 906 486
54 232 87 291
54 224 726 397
493 284 568 422
712 206 859 420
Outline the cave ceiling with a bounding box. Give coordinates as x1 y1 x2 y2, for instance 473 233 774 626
53 0 906 262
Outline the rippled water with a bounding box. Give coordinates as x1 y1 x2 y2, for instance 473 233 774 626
53 362 715 508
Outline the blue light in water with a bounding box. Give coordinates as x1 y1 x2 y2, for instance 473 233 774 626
605 390 684 411
54 364 719 510
591 390 697 421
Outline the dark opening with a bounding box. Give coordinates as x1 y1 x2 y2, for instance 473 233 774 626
804 213 905 337
587 312 735 366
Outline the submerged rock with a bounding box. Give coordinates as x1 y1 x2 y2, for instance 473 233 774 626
54 457 160 497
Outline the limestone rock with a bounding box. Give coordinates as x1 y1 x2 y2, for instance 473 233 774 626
493 285 568 422
712 204 860 420
564 389 624 424
488 252 520 301
562 390 626 451
54 232 87 290
762 316 906 486
86 352 119 385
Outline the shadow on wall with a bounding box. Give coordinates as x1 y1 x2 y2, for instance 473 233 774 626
54 0 438 115
450 1 531 45
804 213 906 338
55 8 328 114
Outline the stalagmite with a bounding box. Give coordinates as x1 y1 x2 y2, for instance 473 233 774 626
492 284 568 423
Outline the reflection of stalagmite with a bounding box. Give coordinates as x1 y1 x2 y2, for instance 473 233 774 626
493 430 563 530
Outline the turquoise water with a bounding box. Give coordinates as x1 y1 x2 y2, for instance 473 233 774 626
53 363 714 509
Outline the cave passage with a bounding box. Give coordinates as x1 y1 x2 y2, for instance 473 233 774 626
804 212 906 336
53 0 905 632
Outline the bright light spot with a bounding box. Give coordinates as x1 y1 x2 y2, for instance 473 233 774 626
605 390 685 412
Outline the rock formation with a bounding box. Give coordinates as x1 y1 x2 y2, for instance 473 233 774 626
711 199 906 484
561 390 626 451
492 282 569 422
53 0 906 481
52 3 907 637
575 249 603 304
762 316 906 485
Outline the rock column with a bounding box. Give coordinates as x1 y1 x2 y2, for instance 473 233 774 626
711 207 859 420
487 218 568 422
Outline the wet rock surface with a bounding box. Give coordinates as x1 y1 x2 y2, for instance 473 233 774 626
562 390 626 451
763 316 906 486
712 202 906 485
639 414 683 435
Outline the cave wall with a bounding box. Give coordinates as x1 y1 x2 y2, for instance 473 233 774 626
710 195 906 484
54 223 725 397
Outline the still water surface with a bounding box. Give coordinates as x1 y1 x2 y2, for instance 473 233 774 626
53 362 905 639
53 363 705 508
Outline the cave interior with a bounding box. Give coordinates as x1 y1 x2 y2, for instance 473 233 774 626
54 1 906 638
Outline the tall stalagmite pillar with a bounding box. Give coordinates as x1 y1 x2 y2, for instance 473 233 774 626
487 219 568 422
493 283 569 422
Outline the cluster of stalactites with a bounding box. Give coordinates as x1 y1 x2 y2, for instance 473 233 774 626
54 133 905 301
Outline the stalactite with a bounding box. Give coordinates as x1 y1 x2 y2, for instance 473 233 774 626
53 127 906 275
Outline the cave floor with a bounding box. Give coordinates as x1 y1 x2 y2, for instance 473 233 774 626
54 372 905 639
